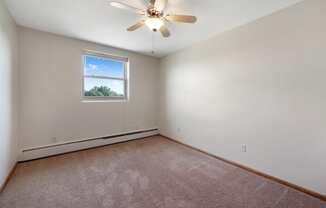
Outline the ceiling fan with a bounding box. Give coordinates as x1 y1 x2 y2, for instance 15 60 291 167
109 0 197 38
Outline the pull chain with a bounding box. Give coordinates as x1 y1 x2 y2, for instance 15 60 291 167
151 32 155 54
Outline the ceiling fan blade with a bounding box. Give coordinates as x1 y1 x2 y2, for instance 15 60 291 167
155 0 167 11
127 20 145 31
109 1 144 15
165 15 197 23
159 26 170 38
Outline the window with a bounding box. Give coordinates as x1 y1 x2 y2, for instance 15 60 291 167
83 51 128 100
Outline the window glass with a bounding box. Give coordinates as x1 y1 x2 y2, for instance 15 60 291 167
83 53 127 99
84 55 125 78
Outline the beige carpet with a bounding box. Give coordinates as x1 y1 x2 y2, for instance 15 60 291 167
0 136 325 208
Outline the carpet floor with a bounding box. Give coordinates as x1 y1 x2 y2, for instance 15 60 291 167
0 136 325 208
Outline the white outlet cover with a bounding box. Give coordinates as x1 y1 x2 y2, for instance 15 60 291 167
242 144 247 152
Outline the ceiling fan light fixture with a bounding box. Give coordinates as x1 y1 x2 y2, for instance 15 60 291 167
145 18 163 31
109 0 197 38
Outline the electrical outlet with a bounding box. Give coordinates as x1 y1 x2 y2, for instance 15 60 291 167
242 144 247 152
177 128 181 133
52 137 58 143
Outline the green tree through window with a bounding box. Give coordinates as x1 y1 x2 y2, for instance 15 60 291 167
84 86 123 97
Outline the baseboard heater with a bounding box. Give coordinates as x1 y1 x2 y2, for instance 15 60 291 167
19 128 158 162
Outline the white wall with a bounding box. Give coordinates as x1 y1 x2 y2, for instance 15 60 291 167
0 0 19 187
159 0 326 195
19 27 159 151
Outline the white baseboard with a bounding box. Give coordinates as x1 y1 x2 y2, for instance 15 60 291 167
19 129 158 162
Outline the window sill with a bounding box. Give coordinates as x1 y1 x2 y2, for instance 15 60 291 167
81 98 129 103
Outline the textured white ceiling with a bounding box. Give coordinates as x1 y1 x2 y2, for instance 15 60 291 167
4 0 303 57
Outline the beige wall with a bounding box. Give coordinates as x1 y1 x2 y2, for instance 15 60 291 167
0 0 19 187
18 27 159 150
159 0 326 195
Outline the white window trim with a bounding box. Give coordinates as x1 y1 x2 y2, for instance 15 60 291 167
82 50 129 101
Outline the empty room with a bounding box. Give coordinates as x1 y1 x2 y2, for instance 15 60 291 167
0 0 325 207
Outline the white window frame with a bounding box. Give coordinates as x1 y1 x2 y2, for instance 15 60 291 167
82 50 129 101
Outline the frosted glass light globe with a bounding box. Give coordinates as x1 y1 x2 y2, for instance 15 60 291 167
145 18 163 31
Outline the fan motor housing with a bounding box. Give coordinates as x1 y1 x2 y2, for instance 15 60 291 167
147 8 163 18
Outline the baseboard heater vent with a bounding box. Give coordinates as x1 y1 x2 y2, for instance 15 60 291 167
19 129 158 161
23 129 158 153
